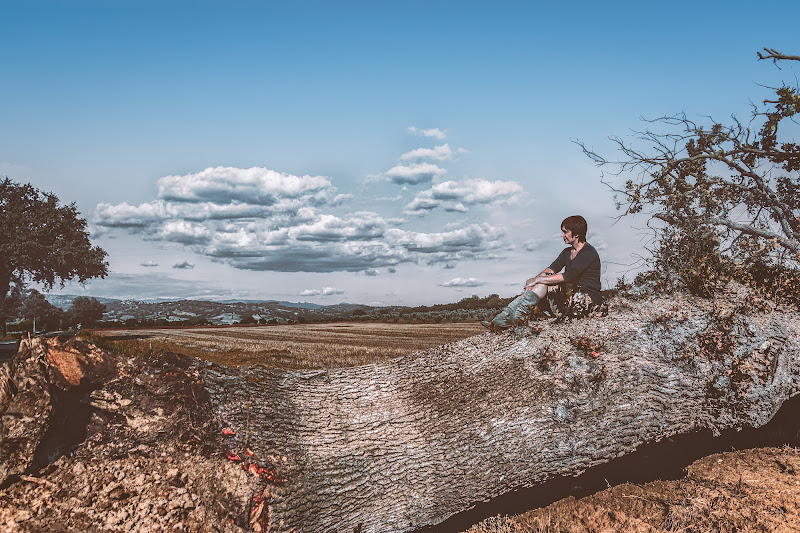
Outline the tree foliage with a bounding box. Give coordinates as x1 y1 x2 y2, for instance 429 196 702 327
580 49 800 300
0 178 108 334
20 289 64 332
67 296 107 328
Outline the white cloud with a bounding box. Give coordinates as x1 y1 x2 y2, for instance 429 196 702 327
95 166 511 274
157 166 333 206
95 166 338 231
405 179 524 215
439 277 486 287
290 212 387 242
364 268 379 276
300 287 344 296
173 261 195 269
400 144 454 162
587 231 608 251
384 163 446 185
524 238 545 252
140 260 159 267
407 126 446 139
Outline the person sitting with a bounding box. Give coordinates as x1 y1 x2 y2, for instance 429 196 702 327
482 215 607 333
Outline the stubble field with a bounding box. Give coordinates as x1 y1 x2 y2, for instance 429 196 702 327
90 322 486 369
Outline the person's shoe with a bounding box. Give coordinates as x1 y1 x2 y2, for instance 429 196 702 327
488 294 524 329
481 320 509 334
507 291 541 325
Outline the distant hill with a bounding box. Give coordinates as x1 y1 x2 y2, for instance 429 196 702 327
45 294 121 311
41 293 513 327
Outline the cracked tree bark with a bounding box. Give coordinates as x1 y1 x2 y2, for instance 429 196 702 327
205 292 800 532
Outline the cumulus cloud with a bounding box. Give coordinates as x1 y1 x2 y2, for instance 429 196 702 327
140 260 159 267
384 163 446 185
407 126 446 139
300 287 344 296
95 166 337 231
364 268 380 276
202 222 507 273
404 179 524 215
587 231 608 251
400 144 454 162
157 166 333 206
524 238 546 252
172 261 195 269
439 277 486 287
95 166 510 274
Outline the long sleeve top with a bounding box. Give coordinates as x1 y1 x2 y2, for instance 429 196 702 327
548 242 603 304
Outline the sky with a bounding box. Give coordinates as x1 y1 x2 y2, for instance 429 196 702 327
2 1 798 305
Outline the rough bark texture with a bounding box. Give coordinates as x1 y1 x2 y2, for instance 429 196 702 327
206 289 800 532
0 288 799 532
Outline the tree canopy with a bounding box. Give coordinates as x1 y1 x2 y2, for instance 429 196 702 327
580 49 800 299
0 178 108 335
20 289 63 333
67 296 107 329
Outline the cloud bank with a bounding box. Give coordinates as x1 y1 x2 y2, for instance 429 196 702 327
405 179 523 215
383 163 447 185
95 166 509 274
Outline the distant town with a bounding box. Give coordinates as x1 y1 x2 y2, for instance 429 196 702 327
41 293 515 328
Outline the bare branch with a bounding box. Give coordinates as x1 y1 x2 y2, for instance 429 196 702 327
757 48 800 62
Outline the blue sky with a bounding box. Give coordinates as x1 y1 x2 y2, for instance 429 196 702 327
2 1 798 304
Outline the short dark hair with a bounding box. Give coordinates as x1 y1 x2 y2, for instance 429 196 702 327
561 215 587 243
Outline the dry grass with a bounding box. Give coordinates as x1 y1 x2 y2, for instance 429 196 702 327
88 322 485 369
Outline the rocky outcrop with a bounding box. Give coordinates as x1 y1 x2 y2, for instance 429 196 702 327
0 287 798 532
0 339 53 485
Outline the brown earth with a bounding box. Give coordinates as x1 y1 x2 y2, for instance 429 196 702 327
1 305 799 532
464 446 800 532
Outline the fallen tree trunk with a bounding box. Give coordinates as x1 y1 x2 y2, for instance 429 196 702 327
1 288 799 532
205 290 800 532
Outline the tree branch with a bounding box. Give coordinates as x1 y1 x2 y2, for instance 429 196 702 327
757 48 800 62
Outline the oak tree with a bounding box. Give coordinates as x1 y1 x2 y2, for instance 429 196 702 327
66 296 107 329
0 178 108 335
20 289 64 333
579 49 800 298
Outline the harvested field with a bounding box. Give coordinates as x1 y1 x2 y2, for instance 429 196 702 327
90 322 485 369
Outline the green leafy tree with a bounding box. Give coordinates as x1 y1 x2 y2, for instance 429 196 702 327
20 289 64 333
0 179 108 335
67 296 107 329
579 49 800 298
0 274 24 337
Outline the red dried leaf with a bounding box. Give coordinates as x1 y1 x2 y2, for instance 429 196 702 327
226 451 241 461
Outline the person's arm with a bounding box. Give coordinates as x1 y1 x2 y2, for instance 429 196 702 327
525 267 553 286
525 271 563 290
524 248 568 289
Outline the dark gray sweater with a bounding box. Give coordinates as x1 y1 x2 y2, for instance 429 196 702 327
548 242 603 304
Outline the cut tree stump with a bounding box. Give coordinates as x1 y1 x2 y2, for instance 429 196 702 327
205 290 800 532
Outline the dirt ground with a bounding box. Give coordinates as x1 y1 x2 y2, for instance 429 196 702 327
465 446 800 532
